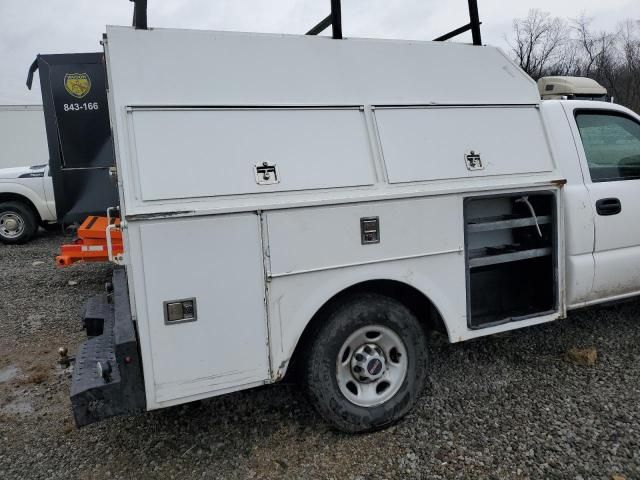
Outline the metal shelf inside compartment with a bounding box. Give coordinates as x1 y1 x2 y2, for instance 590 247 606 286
468 245 552 268
466 214 552 233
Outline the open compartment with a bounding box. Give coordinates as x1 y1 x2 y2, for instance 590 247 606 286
464 192 558 329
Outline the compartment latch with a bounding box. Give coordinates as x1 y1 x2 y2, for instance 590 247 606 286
164 298 197 325
255 162 279 185
360 217 380 245
465 151 484 171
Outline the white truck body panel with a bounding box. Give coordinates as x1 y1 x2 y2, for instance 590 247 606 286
105 26 549 219
0 105 48 169
105 27 537 107
105 26 569 409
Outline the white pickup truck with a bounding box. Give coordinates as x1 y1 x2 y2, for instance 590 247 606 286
68 25 640 433
0 164 57 243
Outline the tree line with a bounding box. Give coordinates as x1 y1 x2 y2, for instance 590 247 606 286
508 9 640 112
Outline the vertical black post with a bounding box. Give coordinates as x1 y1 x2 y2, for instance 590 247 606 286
468 0 481 45
132 0 148 30
331 0 342 39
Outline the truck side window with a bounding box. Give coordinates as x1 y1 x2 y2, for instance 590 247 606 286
576 112 640 182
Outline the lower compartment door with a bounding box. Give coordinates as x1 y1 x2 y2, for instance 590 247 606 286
137 213 269 404
464 191 560 329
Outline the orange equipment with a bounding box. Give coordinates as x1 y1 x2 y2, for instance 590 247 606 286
56 216 123 267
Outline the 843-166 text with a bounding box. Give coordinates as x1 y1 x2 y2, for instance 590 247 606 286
63 102 99 112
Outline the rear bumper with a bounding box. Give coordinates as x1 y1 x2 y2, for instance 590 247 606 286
70 268 145 426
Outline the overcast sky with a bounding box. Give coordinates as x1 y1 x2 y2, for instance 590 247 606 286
1 0 639 104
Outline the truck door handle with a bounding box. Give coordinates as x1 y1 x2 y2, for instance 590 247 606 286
596 198 621 216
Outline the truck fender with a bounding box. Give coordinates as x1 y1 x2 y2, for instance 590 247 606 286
272 263 460 380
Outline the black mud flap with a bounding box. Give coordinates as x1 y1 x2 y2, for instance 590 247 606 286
71 268 145 426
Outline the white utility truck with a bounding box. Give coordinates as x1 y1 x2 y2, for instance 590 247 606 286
0 105 56 243
0 164 57 243
70 12 640 433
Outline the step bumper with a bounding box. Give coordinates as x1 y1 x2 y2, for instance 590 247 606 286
70 268 145 426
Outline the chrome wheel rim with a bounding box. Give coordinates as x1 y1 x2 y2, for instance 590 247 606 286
0 212 25 239
336 325 408 407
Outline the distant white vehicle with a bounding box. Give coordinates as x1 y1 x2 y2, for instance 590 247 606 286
538 76 608 101
0 105 49 169
0 164 57 244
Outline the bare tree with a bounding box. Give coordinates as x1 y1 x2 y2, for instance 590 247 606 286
509 9 568 79
508 11 640 112
618 20 640 111
572 15 618 77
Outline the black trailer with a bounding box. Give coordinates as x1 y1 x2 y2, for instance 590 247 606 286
27 53 118 224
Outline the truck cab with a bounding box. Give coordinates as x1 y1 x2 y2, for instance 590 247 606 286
543 100 640 306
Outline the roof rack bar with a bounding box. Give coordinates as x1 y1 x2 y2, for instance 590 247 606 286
306 0 343 39
433 0 482 45
330 0 342 39
306 14 333 36
130 0 148 30
125 0 480 44
468 0 482 45
433 23 473 42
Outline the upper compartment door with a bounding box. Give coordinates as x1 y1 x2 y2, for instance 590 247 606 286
375 107 554 183
128 107 376 203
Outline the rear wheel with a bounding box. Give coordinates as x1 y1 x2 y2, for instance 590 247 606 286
0 202 37 244
304 293 428 433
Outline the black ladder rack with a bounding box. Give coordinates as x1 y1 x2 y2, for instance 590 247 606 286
129 0 483 46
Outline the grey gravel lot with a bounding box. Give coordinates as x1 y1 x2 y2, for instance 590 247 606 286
1 232 640 480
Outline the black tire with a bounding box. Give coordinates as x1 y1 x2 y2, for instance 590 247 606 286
304 293 428 433
0 201 38 245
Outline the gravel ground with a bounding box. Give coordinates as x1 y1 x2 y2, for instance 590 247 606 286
1 231 640 479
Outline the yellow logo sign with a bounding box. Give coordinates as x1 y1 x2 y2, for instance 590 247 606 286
64 73 91 99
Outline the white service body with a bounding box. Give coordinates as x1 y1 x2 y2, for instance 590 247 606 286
102 26 640 412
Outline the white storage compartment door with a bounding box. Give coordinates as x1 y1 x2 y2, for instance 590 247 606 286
137 213 269 404
129 107 376 202
375 107 554 183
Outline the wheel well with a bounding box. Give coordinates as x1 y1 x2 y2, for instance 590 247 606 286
284 279 447 381
0 193 41 223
